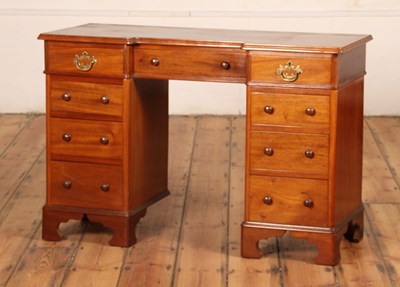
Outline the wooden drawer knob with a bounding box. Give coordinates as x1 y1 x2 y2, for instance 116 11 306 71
263 196 273 205
100 136 109 145
63 180 72 189
150 58 160 66
264 147 274 156
100 95 110 104
100 184 110 192
304 150 315 159
304 199 314 208
264 106 274 114
305 107 316 116
62 93 71 102
62 133 71 142
220 61 231 70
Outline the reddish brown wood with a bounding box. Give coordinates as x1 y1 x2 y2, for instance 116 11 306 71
38 23 372 54
42 206 147 247
241 224 285 258
39 24 371 264
134 45 247 83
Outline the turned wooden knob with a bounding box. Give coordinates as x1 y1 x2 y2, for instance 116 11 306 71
150 58 160 66
263 196 273 205
62 133 71 142
62 93 71 101
264 147 274 156
100 184 110 192
264 106 274 114
220 61 230 70
100 95 110 104
63 180 72 189
304 150 315 159
100 136 109 145
304 199 314 208
305 107 316 116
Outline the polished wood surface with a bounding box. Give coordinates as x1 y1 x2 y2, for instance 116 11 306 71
38 24 372 266
1 115 399 286
38 23 371 53
134 45 247 83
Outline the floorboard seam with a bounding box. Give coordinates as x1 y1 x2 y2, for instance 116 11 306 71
170 116 199 287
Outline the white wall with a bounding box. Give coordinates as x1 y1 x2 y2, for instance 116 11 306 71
0 1 399 115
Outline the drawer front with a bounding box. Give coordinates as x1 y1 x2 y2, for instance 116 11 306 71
49 161 124 210
50 80 124 120
250 92 330 131
248 175 328 226
134 45 247 82
46 42 125 77
249 52 333 87
250 131 329 177
50 118 123 163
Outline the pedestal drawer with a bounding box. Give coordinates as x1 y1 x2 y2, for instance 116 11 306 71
49 161 124 210
45 42 126 77
249 52 334 88
250 92 329 132
50 79 124 120
49 118 123 164
250 131 329 178
248 175 328 226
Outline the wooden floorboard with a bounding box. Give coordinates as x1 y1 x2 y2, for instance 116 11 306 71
0 115 398 287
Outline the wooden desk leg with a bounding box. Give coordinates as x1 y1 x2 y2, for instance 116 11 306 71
42 206 147 247
290 231 345 266
88 210 147 247
241 224 285 258
42 206 84 241
344 209 364 243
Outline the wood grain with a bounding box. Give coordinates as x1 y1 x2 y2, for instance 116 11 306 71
173 117 231 286
116 116 197 287
228 117 283 286
0 115 399 286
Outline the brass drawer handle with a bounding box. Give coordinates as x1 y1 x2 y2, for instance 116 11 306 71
263 196 273 205
100 184 110 192
62 133 71 142
276 61 302 82
264 147 274 156
73 51 97 72
264 106 274 114
100 136 109 145
100 96 110 104
63 180 72 189
220 61 231 70
150 58 160 66
304 150 315 159
62 93 71 102
305 107 316 116
304 199 314 208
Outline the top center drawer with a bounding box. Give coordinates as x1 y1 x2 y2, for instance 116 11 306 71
133 45 247 83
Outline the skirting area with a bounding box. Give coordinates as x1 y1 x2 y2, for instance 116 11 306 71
0 114 399 286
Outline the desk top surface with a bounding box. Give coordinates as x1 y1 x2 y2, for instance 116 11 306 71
39 23 372 54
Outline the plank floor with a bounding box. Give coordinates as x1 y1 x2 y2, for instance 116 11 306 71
0 114 399 287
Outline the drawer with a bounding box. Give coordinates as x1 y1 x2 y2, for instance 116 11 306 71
250 131 329 178
49 118 123 164
134 45 247 83
250 92 330 132
49 161 124 210
248 175 328 226
45 42 126 77
249 52 334 88
50 79 124 120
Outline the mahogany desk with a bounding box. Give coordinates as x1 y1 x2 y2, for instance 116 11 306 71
38 23 372 265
